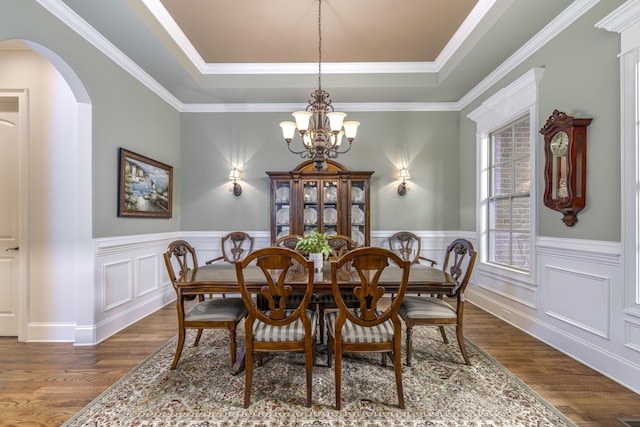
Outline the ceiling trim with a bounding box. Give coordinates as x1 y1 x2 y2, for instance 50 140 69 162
180 102 460 113
142 0 497 76
33 0 601 113
35 0 183 110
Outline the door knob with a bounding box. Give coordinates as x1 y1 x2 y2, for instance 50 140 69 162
5 246 19 251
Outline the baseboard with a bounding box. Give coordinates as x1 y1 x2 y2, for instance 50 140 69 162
26 322 77 342
75 288 175 346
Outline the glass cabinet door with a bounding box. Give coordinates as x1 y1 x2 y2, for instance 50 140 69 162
274 180 291 241
321 179 339 237
350 180 367 246
302 180 319 236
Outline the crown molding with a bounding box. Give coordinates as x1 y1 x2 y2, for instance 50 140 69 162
35 0 598 113
35 0 184 111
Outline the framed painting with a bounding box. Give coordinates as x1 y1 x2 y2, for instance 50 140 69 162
118 148 173 218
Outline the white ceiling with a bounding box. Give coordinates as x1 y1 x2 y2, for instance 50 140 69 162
15 0 579 109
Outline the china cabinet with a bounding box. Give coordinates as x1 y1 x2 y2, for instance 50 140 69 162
267 160 373 246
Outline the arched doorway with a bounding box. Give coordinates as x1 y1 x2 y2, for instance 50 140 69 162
0 39 93 343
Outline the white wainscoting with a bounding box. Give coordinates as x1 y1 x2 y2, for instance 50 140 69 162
467 236 640 394
85 232 182 345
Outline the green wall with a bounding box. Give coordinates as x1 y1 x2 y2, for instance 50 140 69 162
179 111 461 232
0 0 181 238
2 0 624 241
459 0 622 241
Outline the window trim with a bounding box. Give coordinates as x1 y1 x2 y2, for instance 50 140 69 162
468 67 544 281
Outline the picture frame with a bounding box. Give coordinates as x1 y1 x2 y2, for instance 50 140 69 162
118 148 173 218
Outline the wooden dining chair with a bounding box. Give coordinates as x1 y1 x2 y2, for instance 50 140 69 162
326 247 411 410
163 239 248 370
203 231 254 299
235 246 317 408
398 238 477 366
388 231 437 266
274 234 302 250
206 231 255 265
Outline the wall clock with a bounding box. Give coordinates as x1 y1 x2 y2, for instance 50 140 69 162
539 110 592 226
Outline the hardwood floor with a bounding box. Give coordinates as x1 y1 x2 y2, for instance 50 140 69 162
0 303 639 426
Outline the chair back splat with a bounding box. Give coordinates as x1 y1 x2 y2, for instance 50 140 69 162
398 238 477 366
326 246 410 410
163 240 247 370
235 247 316 408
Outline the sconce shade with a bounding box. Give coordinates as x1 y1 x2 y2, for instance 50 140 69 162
399 167 411 181
229 168 243 181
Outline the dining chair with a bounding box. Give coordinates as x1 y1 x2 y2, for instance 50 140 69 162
326 246 410 410
274 234 302 250
387 231 437 299
388 231 437 266
235 246 317 408
204 231 254 299
398 238 477 366
205 231 255 265
163 239 248 370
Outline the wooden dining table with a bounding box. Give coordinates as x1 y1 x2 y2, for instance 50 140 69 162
174 261 457 374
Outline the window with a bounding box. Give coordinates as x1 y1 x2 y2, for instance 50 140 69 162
488 117 531 270
468 67 542 278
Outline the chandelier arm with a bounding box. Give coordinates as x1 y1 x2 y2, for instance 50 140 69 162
327 142 353 157
286 142 312 157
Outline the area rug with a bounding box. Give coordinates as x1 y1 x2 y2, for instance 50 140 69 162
63 325 576 426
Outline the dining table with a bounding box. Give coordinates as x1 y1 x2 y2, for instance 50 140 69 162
173 261 457 375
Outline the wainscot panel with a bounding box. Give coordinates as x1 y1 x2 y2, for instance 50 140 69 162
467 237 640 394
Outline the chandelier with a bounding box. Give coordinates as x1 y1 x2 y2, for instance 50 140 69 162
279 0 360 171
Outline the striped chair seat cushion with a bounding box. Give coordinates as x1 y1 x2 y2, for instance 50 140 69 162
185 297 248 322
325 310 394 343
398 296 457 320
253 310 318 342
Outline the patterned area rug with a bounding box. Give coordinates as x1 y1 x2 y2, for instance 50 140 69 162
63 325 576 426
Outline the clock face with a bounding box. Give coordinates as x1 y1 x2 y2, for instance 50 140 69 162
550 131 569 156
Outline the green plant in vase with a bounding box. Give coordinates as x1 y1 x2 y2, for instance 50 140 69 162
295 229 332 258
295 230 332 272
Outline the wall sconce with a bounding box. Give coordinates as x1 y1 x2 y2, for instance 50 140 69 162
229 167 243 196
397 167 410 196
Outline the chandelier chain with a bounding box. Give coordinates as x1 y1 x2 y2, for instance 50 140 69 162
278 0 360 171
317 0 322 90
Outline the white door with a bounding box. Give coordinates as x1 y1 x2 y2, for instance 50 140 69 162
0 106 20 336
